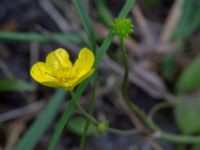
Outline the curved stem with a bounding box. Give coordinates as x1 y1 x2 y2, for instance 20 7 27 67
148 102 200 144
70 91 98 125
108 128 139 135
74 93 200 144
80 71 97 150
147 102 172 130
148 102 172 119
153 131 200 144
119 37 149 131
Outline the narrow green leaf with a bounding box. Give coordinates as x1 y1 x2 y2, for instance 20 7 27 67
176 55 200 93
0 79 36 92
96 1 114 27
173 0 200 40
14 89 66 150
0 32 81 42
175 94 200 134
192 144 200 150
72 0 96 51
67 117 97 136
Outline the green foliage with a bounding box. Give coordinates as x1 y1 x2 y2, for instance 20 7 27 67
161 49 180 80
176 55 200 93
14 89 66 150
192 144 200 150
0 79 36 92
162 0 200 80
175 94 200 134
146 0 159 8
0 32 81 42
96 0 114 27
73 0 96 51
173 0 200 40
67 117 97 136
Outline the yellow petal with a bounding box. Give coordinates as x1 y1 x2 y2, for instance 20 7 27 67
30 62 61 87
72 68 94 87
74 47 94 74
46 48 72 70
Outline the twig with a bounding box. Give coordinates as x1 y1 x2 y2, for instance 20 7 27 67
0 101 44 123
116 90 144 128
30 41 39 85
30 42 39 67
0 60 13 78
40 0 71 32
159 0 184 43
132 4 154 48
5 120 26 150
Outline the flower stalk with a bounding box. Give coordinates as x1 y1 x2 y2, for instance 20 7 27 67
119 37 149 133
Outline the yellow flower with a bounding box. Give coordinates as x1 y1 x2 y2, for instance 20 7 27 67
30 48 94 91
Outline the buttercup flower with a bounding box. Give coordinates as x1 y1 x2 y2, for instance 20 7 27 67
30 48 94 91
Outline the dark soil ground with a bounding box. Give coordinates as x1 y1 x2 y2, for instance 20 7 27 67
0 0 199 150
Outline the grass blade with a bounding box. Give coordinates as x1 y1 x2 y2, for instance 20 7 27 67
0 32 81 42
0 78 36 92
14 89 66 150
72 0 96 51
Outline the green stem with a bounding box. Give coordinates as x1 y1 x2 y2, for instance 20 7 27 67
119 37 148 130
148 102 172 119
108 128 139 135
80 71 97 150
72 0 96 52
58 95 200 144
71 92 141 137
154 131 200 144
73 1 97 148
148 101 200 144
70 91 98 125
147 102 172 131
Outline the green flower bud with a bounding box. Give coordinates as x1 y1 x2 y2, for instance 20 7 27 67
112 18 133 38
96 120 109 133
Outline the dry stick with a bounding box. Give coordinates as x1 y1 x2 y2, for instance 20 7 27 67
159 0 184 43
5 120 26 150
0 99 94 124
4 103 53 150
132 4 178 55
0 101 44 123
50 0 86 40
40 0 71 32
0 60 32 102
30 41 39 85
0 60 13 78
147 139 164 150
36 27 80 53
116 90 145 131
104 69 172 147
132 4 154 48
30 42 39 68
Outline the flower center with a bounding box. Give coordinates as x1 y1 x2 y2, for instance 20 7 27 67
52 68 76 82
